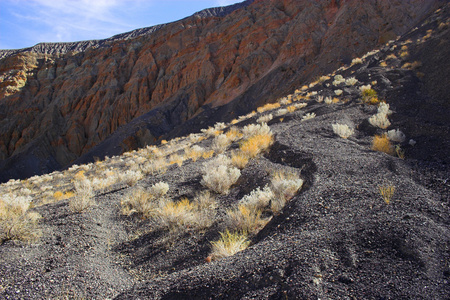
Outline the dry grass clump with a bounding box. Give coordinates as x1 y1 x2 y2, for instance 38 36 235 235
141 157 168 175
225 127 243 142
121 182 169 219
257 102 280 113
201 155 241 194
379 185 395 204
257 114 273 124
156 191 217 232
168 153 184 167
0 195 41 244
332 123 354 139
53 191 75 201
372 134 394 155
210 230 250 261
69 179 95 213
226 203 270 234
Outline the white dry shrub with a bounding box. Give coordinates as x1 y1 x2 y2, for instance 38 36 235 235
239 185 274 211
214 122 227 131
242 123 271 139
141 157 167 175
387 129 406 143
345 77 358 86
201 155 241 194
275 108 289 117
270 172 303 213
212 134 232 154
257 114 273 124
359 84 372 93
190 191 218 229
149 181 170 198
377 102 392 115
369 113 391 129
293 103 308 110
70 179 95 213
201 126 216 137
119 169 144 186
332 123 355 139
324 97 333 104
301 112 316 121
0 194 41 243
316 95 324 102
121 187 157 218
334 89 343 96
332 75 345 86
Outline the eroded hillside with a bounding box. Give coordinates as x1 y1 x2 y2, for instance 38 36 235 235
0 0 444 182
0 5 449 298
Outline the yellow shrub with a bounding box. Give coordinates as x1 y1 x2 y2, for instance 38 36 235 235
372 134 394 155
287 105 297 113
257 103 280 113
231 150 250 169
74 170 86 181
240 134 274 158
225 127 243 141
53 191 75 201
226 205 270 234
202 150 214 159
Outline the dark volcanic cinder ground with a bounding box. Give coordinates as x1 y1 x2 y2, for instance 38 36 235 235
0 4 449 300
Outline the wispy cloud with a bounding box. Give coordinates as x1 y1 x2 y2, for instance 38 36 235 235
216 0 242 6
10 0 153 44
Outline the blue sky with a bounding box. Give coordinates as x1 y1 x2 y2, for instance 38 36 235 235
0 0 243 50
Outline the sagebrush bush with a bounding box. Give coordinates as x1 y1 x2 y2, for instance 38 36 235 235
184 145 205 162
332 123 354 139
0 195 41 243
201 155 241 194
210 230 250 261
301 112 316 121
70 179 95 213
239 185 274 211
212 134 232 154
332 75 345 86
226 205 269 235
369 113 391 129
121 187 157 218
257 114 273 124
241 123 271 139
270 171 303 213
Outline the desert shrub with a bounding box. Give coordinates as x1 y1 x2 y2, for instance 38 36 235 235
156 198 195 231
141 157 167 175
241 123 271 139
53 191 75 201
168 153 183 167
332 123 354 139
202 150 215 159
201 155 241 194
324 97 333 104
334 89 343 96
240 133 274 159
226 205 270 234
0 195 41 243
270 171 303 213
70 179 95 213
212 134 232 154
257 114 273 124
257 102 280 113
119 170 144 186
301 112 316 121
184 145 205 162
361 88 378 104
210 230 250 260
351 57 363 65
372 134 394 155
121 181 169 219
332 75 345 86
369 113 391 129
239 185 274 211
225 127 243 142
231 150 250 169
377 102 392 115
345 77 358 86
387 129 406 143
121 187 157 218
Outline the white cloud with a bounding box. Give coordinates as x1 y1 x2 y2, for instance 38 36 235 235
216 0 242 6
